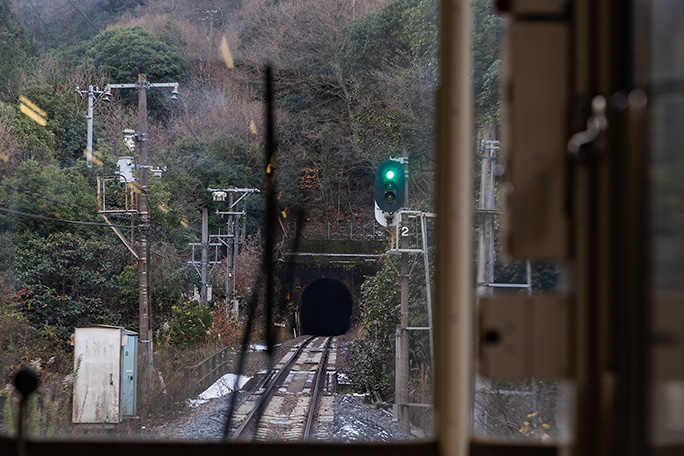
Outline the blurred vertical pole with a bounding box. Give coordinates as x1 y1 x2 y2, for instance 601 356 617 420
264 65 276 351
476 124 496 298
437 0 472 455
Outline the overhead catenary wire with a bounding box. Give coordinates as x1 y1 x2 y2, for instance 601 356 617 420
3 6 248 269
0 182 96 214
24 0 48 40
0 0 116 133
2 6 243 191
0 206 132 229
0 12 89 108
65 0 118 48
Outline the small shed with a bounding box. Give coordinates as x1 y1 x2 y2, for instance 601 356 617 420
72 326 138 424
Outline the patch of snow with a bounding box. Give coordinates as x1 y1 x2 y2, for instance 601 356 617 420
247 342 281 352
340 424 361 437
337 373 352 384
326 395 411 442
189 373 250 407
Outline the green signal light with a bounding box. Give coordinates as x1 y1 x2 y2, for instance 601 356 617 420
375 159 405 212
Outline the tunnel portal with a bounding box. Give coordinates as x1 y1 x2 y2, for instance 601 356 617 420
300 278 353 336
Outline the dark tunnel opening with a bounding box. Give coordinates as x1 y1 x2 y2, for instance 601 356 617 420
300 278 353 336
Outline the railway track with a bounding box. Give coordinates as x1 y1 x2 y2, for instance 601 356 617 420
231 336 337 441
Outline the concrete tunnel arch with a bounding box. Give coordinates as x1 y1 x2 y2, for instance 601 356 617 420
300 278 353 336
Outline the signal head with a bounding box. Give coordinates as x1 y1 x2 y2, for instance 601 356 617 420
375 159 405 213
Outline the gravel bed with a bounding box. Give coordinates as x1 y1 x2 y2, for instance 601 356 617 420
152 336 410 442
154 392 408 442
153 390 250 440
326 394 409 442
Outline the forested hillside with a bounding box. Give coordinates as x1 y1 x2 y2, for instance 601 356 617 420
0 0 459 373
0 0 515 436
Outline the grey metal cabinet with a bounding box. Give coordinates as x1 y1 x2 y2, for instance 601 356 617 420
72 326 138 424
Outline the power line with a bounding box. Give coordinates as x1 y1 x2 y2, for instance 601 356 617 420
0 14 88 130
0 206 132 229
24 0 48 40
65 0 109 42
0 182 95 214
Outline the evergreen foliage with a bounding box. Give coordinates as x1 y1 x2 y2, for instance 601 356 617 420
163 301 214 347
0 0 447 361
0 160 98 241
349 260 400 399
12 84 87 165
85 27 188 84
15 232 124 343
472 0 503 126
0 0 32 101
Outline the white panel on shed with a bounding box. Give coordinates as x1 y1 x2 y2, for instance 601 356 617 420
479 295 573 379
72 326 122 424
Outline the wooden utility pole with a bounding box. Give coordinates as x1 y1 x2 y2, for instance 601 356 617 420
477 124 498 298
398 212 410 434
201 207 209 306
473 123 498 435
396 150 410 434
136 74 152 370
207 187 260 315
105 75 178 401
226 193 234 308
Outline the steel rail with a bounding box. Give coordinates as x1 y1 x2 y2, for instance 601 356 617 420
302 336 332 440
233 336 316 439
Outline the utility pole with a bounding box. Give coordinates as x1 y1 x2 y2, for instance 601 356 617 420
473 124 497 435
208 187 260 314
201 207 209 306
74 85 111 167
226 193 234 310
397 150 410 434
377 154 410 432
107 75 179 382
136 74 152 375
477 124 498 298
397 212 410 434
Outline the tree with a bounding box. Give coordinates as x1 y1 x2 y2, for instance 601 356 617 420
0 0 32 101
0 160 99 245
163 301 213 347
0 102 21 175
231 0 438 233
11 84 88 165
14 232 125 343
348 260 400 400
12 0 145 47
338 0 439 207
86 26 188 85
115 240 199 330
339 0 415 77
472 0 503 127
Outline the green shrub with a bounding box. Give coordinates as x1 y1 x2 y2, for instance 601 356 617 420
164 302 213 347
